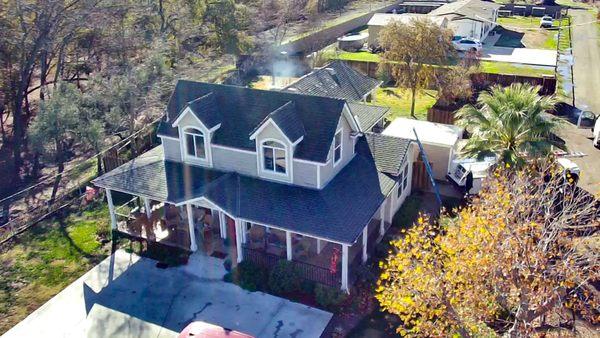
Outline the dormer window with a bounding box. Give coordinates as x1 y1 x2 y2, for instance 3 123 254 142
262 140 287 174
183 128 207 160
333 129 342 165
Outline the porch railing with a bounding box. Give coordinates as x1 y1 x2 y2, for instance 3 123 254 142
242 246 340 287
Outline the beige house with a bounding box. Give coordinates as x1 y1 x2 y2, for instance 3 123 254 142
93 79 415 292
428 0 501 41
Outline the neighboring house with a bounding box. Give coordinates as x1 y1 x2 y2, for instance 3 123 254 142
367 13 449 48
283 60 382 103
367 0 500 47
283 60 387 132
93 80 414 291
428 0 501 41
383 117 463 180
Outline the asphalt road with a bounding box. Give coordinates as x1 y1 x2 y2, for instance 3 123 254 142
559 9 600 196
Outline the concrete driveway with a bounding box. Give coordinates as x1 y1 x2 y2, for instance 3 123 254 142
2 250 333 338
479 46 557 67
562 9 600 195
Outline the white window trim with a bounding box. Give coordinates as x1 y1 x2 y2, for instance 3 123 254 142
180 127 212 166
258 138 291 181
333 129 343 167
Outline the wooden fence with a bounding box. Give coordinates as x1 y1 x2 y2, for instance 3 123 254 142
412 160 432 191
243 246 341 287
0 123 159 246
342 60 557 95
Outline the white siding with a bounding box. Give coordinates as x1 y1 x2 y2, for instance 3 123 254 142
319 116 355 188
293 160 318 188
422 143 452 180
212 146 258 176
161 138 182 162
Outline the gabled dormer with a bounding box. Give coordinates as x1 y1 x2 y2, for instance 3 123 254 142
249 101 306 183
171 92 221 167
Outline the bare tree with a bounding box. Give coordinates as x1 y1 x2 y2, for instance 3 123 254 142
378 19 455 119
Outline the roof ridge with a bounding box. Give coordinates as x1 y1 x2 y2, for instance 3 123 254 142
187 91 214 105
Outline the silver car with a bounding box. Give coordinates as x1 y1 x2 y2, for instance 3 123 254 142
452 38 482 52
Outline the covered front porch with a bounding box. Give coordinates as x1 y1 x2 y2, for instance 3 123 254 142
104 188 392 291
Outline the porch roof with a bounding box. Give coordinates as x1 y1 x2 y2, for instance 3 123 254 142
93 145 398 245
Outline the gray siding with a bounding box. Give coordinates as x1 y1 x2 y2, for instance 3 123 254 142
162 138 182 162
212 146 258 177
319 115 355 188
293 160 318 188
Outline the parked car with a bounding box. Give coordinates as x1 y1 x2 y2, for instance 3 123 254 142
540 15 554 28
179 321 254 338
452 38 482 52
576 110 600 147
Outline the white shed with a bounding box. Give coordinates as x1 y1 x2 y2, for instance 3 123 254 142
383 118 463 180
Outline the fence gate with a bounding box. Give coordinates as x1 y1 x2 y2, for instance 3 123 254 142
412 160 432 190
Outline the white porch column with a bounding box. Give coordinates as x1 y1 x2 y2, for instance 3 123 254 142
362 225 368 263
235 219 243 263
143 197 151 218
185 203 198 252
106 189 117 230
316 239 322 254
219 211 227 239
341 244 349 292
186 204 198 252
286 231 292 261
241 221 248 244
379 206 385 236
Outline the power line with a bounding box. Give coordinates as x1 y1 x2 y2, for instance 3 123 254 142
0 115 164 205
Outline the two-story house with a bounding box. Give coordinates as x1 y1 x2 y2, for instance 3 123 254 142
93 80 414 291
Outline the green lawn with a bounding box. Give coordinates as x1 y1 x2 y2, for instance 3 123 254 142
0 202 111 334
371 87 437 120
326 51 555 77
496 16 570 50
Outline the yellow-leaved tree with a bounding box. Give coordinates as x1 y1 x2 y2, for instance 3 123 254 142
376 162 599 337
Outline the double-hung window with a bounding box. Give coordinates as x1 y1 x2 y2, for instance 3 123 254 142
398 165 409 197
262 140 287 174
333 130 342 165
184 128 206 159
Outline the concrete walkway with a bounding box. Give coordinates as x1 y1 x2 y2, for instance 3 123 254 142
479 46 557 67
2 250 332 338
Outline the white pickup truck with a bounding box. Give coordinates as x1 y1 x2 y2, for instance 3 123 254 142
447 157 580 195
577 111 600 147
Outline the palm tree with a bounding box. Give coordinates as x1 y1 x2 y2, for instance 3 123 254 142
456 83 560 166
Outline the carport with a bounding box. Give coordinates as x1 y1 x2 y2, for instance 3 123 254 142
383 118 463 180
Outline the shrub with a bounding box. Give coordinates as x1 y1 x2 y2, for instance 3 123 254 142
268 261 301 294
314 284 348 311
224 261 267 292
300 280 316 294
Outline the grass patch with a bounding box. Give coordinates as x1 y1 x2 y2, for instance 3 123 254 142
0 202 111 334
480 61 554 76
496 17 570 50
371 87 437 120
326 50 555 77
391 194 423 229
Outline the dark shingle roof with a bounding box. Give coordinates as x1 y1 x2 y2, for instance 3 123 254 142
347 103 389 132
360 133 412 175
250 101 306 143
185 92 221 129
93 146 398 244
164 80 346 163
284 60 381 101
157 118 178 138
